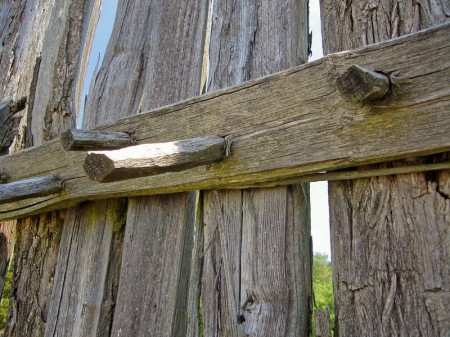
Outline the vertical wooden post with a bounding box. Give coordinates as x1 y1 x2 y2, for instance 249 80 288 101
0 1 101 336
320 2 450 336
202 1 311 336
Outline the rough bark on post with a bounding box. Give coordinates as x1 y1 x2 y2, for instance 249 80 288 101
320 2 450 336
202 1 311 336
0 1 100 336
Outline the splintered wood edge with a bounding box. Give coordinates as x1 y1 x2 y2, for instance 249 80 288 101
84 136 227 182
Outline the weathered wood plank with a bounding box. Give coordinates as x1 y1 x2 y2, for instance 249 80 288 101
61 129 134 151
84 136 227 182
321 2 450 337
0 175 63 203
0 23 449 219
91 1 210 337
201 0 311 336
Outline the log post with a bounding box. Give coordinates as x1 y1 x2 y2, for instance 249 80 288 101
83 136 227 182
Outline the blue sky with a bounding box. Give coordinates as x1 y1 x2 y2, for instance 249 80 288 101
80 0 331 259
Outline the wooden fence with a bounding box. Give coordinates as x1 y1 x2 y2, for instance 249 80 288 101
0 1 449 336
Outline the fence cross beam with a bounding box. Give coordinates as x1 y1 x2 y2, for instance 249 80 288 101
0 22 449 220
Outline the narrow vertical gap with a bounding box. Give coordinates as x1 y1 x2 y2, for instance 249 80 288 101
0 254 13 335
77 2 119 128
308 1 334 335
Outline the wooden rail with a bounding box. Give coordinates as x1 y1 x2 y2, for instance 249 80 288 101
0 22 449 220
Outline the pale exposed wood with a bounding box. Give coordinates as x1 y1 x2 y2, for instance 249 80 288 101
61 129 133 151
314 308 331 337
336 65 390 102
320 2 450 336
202 0 311 336
84 136 226 182
0 23 449 219
0 175 63 204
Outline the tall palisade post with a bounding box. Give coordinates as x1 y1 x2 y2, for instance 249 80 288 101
201 1 312 336
0 0 101 335
320 2 450 336
44 1 209 336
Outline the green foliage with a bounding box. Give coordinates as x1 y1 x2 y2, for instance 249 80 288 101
313 253 334 334
0 261 13 334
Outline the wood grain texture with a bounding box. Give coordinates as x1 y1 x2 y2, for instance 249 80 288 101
314 308 331 337
44 199 126 337
320 1 450 336
80 1 210 336
0 175 63 203
110 194 196 336
335 65 390 102
61 129 133 151
0 0 100 335
202 0 311 336
84 136 226 182
0 22 449 219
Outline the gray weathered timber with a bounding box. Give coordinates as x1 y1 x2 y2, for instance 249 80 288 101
44 199 126 337
336 65 390 102
0 97 27 155
0 23 449 219
61 129 133 151
106 0 209 335
202 0 311 336
320 1 450 336
0 175 63 203
84 136 227 182
314 308 331 337
1 0 101 335
69 0 209 336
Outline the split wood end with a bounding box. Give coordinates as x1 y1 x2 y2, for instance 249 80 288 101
336 65 390 103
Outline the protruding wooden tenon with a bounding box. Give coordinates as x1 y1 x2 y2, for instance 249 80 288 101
84 136 227 182
0 175 63 204
336 65 390 102
61 129 134 151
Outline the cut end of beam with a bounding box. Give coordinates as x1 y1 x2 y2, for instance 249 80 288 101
336 65 390 102
84 136 227 182
61 129 133 151
0 174 63 204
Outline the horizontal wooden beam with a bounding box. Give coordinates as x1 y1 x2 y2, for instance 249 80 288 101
84 136 227 182
0 175 63 204
0 23 449 220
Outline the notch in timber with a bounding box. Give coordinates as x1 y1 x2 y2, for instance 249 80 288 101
61 129 135 151
336 65 390 102
0 174 63 204
84 136 228 183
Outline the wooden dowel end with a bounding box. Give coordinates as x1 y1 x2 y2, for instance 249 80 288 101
61 129 133 151
336 65 390 102
0 175 63 204
84 136 227 182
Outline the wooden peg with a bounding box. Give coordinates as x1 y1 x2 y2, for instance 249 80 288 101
336 65 390 102
61 129 134 151
84 136 227 183
0 175 63 204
